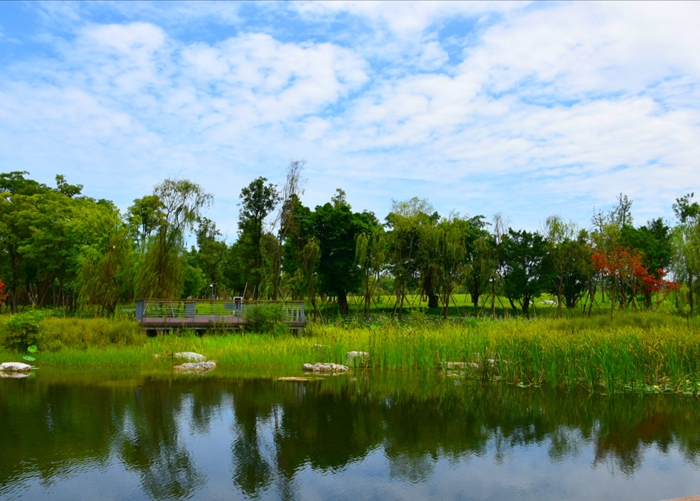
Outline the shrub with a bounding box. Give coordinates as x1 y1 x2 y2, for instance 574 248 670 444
243 304 285 334
39 317 143 351
1 311 44 352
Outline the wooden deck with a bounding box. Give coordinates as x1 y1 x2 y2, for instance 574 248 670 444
135 299 306 333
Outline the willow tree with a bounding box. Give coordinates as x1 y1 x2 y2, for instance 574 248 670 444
434 216 466 319
355 226 387 320
385 197 438 319
77 226 134 314
135 179 212 299
544 215 579 317
672 193 700 313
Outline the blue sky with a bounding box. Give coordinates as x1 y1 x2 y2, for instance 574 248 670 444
1 1 698 239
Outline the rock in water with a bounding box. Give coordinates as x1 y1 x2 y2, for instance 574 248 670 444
346 351 370 362
0 362 32 372
173 361 216 374
302 363 348 373
173 352 207 362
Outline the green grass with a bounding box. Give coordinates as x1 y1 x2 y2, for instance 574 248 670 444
1 310 699 394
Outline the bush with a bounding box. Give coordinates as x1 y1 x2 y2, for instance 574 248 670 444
243 304 285 334
39 317 143 351
1 311 44 352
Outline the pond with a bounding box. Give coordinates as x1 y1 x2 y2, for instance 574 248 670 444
1 369 700 500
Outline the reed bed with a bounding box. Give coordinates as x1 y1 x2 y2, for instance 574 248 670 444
1 312 699 394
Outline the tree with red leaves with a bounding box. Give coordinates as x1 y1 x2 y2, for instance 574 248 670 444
592 246 643 318
593 246 678 317
0 280 7 307
633 266 679 309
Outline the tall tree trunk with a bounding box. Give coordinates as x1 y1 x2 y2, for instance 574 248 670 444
689 273 694 314
610 281 616 319
521 296 530 316
556 283 563 318
491 282 496 320
364 274 371 321
424 275 439 308
337 290 349 315
443 289 449 320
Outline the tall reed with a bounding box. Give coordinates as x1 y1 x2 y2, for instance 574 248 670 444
1 311 698 394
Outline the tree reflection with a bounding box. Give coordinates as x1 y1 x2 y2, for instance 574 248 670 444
118 382 205 500
230 379 275 497
3 372 700 500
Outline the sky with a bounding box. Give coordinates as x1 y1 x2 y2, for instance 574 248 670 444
0 1 698 240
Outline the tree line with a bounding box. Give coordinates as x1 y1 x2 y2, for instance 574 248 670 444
0 165 698 318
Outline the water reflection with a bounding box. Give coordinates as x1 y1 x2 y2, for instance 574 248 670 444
1 371 700 500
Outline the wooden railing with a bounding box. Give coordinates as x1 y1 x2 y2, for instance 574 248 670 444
135 298 305 325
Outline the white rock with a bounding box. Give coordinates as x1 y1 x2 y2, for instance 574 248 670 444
0 362 32 372
303 363 348 373
346 351 370 360
442 361 480 370
173 352 207 362
173 361 216 373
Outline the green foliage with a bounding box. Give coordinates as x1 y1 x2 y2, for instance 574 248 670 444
1 310 44 352
310 190 378 314
126 194 165 251
0 171 693 325
192 217 227 286
621 218 672 276
501 228 553 315
133 180 212 300
77 226 134 313
237 177 281 299
243 304 285 334
182 263 207 298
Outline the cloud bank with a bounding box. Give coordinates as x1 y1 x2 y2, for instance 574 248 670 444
0 1 698 235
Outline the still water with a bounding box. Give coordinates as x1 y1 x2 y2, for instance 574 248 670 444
1 369 700 501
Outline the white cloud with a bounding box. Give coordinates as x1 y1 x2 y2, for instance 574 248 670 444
0 2 698 233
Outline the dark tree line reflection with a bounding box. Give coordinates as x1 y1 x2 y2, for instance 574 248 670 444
2 372 700 499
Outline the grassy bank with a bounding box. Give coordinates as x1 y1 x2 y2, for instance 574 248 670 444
1 311 700 394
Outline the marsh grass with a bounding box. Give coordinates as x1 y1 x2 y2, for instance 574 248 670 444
1 311 699 394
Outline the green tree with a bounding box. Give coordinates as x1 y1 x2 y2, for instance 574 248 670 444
544 216 589 317
312 189 377 315
237 177 280 299
500 228 552 315
77 225 134 314
434 216 467 319
672 193 700 313
385 197 439 318
355 225 387 320
192 217 227 288
621 218 672 309
135 179 212 299
461 216 492 307
126 195 165 252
